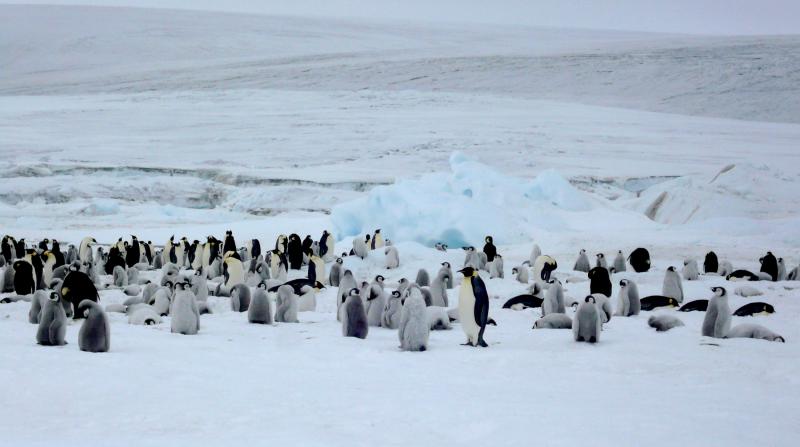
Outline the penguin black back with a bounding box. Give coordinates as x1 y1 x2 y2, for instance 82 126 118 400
483 236 497 262
223 230 236 256
733 302 775 317
501 294 543 309
704 251 718 274
759 252 778 281
588 267 612 297
61 271 99 319
639 295 679 311
678 299 708 312
628 247 651 273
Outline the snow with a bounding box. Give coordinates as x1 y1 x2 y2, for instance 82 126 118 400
1 4 799 446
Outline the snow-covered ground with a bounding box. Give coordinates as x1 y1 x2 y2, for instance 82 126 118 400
1 4 799 446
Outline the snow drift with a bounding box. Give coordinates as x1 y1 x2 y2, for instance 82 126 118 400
332 152 595 246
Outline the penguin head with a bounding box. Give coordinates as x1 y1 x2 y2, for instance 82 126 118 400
667 266 676 272
458 267 476 277
512 267 518 274
711 286 727 297
485 236 492 243
375 229 381 234
596 253 604 259
441 261 450 268
335 257 343 265
609 267 616 274
257 281 267 290
618 250 622 254
375 275 385 283
226 230 232 236
314 281 325 290
48 292 60 302
584 295 596 304
348 288 360 297
442 244 447 250
579 249 586 254
683 259 690 266
619 279 629 287
164 280 174 290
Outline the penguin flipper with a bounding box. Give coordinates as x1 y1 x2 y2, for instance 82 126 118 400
471 276 490 328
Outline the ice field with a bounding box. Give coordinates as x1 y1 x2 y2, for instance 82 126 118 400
1 4 799 447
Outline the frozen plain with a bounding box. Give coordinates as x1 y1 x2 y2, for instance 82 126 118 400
1 5 800 447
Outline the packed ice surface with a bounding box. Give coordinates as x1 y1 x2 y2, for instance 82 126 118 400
2 4 800 447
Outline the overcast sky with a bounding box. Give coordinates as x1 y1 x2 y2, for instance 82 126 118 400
3 0 799 35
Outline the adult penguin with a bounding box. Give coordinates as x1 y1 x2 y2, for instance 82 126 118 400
371 229 383 250
78 237 96 262
38 238 50 252
51 239 65 268
40 251 57 287
628 247 651 273
704 251 718 274
15 238 26 259
247 239 261 263
223 230 237 256
24 249 44 290
759 252 778 281
61 269 99 319
573 249 590 272
223 255 245 291
104 246 126 275
532 255 558 284
307 251 325 285
301 236 313 258
287 234 303 270
457 267 489 347
319 230 335 261
126 235 141 268
483 236 497 263
13 260 36 295
187 240 200 268
275 234 288 254
1 235 15 263
588 267 612 297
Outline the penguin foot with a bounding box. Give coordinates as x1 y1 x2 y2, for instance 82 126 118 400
477 339 488 347
577 336 585 342
461 342 474 347
588 337 597 343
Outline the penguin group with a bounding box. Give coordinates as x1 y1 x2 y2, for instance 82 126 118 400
1 232 792 356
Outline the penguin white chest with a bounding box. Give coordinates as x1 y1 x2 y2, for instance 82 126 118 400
458 280 479 341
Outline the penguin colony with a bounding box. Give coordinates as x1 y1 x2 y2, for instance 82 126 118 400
0 233 793 356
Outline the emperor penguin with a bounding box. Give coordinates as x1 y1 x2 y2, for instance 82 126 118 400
352 236 369 260
588 267 612 297
415 269 430 287
591 293 613 323
275 234 288 254
533 313 573 329
529 244 542 266
269 250 288 281
399 287 430 351
161 235 176 266
370 229 384 250
428 269 449 307
297 285 318 312
595 253 608 271
36 291 67 346
230 283 251 312
13 260 36 295
759 251 778 281
573 296 601 343
777 258 786 281
541 278 565 316
483 236 497 262
29 290 48 324
573 249 590 272
787 265 799 281
337 270 357 321
170 281 200 335
287 234 303 270
112 265 128 288
248 282 273 324
462 246 480 269
40 251 56 287
275 284 299 323
512 266 529 284
191 269 208 301
532 255 558 285
727 323 784 342
78 237 96 262
223 255 245 291
125 236 141 268
648 315 685 332
385 246 400 269
662 266 684 302
328 258 343 287
222 230 236 255
457 267 489 347
439 262 454 289
682 259 699 281
381 290 403 329
489 254 504 279
701 287 731 338
613 250 626 272
365 287 385 327
307 252 325 285
435 242 447 252
65 244 78 265
77 300 110 352
319 230 333 261
342 288 368 339
615 279 640 317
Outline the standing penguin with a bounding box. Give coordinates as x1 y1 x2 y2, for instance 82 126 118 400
588 267 612 297
337 270 357 320
573 249 590 272
319 230 335 262
573 296 601 343
399 287 430 351
613 250 626 272
51 240 65 268
222 230 236 256
704 251 719 274
595 253 608 271
342 288 368 339
532 255 558 284
352 236 369 260
662 266 684 302
529 244 542 266
541 278 565 316
415 269 430 287
77 300 110 353
36 291 67 346
615 279 640 317
170 281 200 335
777 258 786 281
381 290 403 329
301 236 313 261
222 255 245 292
126 236 141 268
462 247 480 269
275 285 299 323
627 247 651 272
328 258 343 287
248 282 273 324
428 269 449 307
370 229 384 250
287 234 303 270
457 267 489 347
439 262 454 289
307 252 325 285
78 237 96 262
512 266 529 284
701 287 731 338
13 260 36 295
40 251 56 287
483 236 497 263
230 284 251 312
682 259 699 281
385 246 400 269
759 252 778 281
489 254 504 279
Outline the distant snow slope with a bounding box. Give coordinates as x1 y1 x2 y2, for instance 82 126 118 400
1 5 799 123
